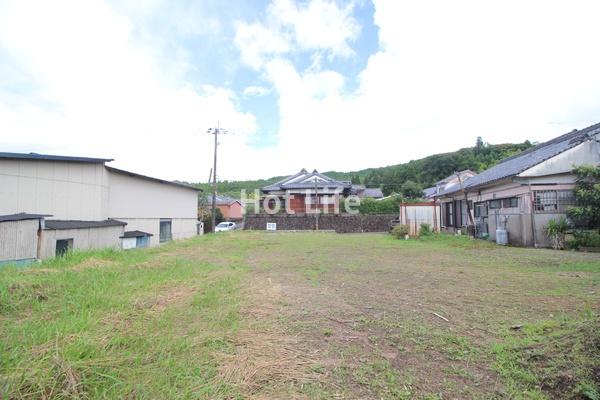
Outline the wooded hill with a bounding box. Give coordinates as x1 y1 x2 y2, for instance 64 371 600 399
190 138 534 198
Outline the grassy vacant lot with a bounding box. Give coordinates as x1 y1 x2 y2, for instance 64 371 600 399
1 232 599 399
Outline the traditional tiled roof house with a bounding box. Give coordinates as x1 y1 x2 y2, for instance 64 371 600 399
434 122 600 247
261 169 353 213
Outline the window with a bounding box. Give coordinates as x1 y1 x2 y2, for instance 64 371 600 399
445 202 454 227
136 236 150 248
55 239 73 256
319 195 335 205
489 199 502 209
503 197 518 208
460 200 473 226
474 202 487 218
159 219 172 243
533 190 575 213
489 197 518 210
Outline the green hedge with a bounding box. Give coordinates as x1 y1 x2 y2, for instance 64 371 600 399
358 197 400 214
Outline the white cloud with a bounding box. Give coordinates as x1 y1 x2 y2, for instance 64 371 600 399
235 0 600 175
0 0 258 181
3 0 600 183
243 85 271 97
269 0 360 58
234 0 359 69
234 21 290 69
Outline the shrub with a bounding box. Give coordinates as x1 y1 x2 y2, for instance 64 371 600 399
419 223 432 236
359 196 400 214
567 230 600 250
544 217 569 250
567 165 600 229
391 224 410 239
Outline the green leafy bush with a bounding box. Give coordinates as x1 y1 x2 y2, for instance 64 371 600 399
567 165 600 229
544 217 569 250
567 231 600 250
391 224 410 239
359 197 400 214
420 223 432 236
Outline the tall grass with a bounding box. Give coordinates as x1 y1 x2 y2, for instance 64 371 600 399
0 235 248 398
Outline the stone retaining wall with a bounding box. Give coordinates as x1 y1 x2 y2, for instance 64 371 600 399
244 214 397 233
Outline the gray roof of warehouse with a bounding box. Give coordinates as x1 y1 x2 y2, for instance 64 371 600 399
439 122 600 196
0 213 50 222
0 152 113 163
45 219 127 230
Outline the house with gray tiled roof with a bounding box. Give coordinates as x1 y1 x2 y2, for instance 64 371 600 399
423 170 477 200
206 194 243 220
261 169 353 213
350 185 384 199
434 122 600 247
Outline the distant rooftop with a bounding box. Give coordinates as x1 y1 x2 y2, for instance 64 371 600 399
262 168 352 192
0 152 113 164
207 194 240 205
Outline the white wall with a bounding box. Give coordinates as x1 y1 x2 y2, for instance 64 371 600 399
107 171 199 246
115 218 199 247
39 225 124 259
519 140 600 178
0 159 109 220
107 171 198 219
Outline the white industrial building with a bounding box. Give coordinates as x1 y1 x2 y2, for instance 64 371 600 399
0 152 201 264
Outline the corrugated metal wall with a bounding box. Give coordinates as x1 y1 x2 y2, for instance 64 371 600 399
0 219 38 262
399 204 440 235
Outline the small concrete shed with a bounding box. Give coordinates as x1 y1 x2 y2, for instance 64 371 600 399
120 230 153 250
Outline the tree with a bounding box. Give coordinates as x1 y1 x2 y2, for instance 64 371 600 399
567 165 600 230
351 174 362 184
475 136 484 152
400 180 423 199
198 195 224 233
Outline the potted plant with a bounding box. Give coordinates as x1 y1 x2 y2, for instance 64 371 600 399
544 217 569 250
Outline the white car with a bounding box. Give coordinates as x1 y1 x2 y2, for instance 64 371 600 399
215 221 237 232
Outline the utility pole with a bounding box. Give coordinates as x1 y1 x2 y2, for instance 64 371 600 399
207 124 227 233
314 173 319 230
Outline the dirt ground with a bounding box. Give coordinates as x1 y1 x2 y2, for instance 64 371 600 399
218 232 600 399
3 231 599 399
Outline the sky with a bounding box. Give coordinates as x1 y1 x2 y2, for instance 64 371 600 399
1 0 600 182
